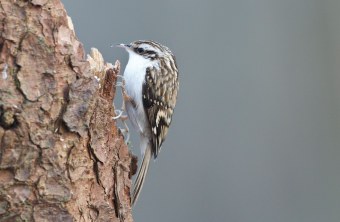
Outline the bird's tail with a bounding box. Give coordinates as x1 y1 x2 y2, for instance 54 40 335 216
132 143 152 206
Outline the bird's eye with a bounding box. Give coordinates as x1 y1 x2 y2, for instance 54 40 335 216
136 48 145 53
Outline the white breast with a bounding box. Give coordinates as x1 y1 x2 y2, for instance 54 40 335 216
124 52 148 101
123 51 158 136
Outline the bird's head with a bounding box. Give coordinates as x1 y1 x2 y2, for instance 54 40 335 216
118 40 174 61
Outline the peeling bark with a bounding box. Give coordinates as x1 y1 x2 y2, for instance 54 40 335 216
0 1 133 221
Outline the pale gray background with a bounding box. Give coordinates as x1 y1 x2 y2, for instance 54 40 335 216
63 1 340 221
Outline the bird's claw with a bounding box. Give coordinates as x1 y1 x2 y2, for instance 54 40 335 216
113 109 124 120
114 111 130 144
113 75 131 144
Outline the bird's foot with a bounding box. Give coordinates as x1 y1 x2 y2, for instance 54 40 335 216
115 75 134 105
114 114 130 143
113 75 133 144
120 121 130 143
115 74 125 90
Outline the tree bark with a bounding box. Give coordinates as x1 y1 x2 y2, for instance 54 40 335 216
0 0 134 221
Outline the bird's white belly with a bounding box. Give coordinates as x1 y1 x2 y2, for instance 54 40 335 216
123 55 151 136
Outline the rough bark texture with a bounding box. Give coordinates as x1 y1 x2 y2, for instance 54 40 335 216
0 0 134 221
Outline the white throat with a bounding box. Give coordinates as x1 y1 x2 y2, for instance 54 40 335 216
127 51 153 68
123 51 158 111
124 51 159 88
123 52 156 96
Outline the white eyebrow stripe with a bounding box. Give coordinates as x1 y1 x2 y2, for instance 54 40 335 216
139 44 162 55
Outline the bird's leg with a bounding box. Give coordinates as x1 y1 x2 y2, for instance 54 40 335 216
113 75 131 143
118 76 135 107
113 76 134 117
113 75 127 119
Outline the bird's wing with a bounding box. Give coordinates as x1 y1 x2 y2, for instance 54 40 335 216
142 66 179 158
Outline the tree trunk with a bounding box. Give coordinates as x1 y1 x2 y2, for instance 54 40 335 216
0 0 134 221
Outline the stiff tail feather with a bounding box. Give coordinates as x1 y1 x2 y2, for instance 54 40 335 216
132 145 152 205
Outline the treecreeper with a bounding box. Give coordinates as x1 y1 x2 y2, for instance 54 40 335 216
116 40 179 205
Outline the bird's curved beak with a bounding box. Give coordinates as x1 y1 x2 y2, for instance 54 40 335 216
116 43 131 49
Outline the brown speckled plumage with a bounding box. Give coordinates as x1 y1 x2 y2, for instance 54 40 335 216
143 61 179 157
120 40 179 205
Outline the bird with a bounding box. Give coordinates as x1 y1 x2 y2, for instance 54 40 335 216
117 40 179 205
